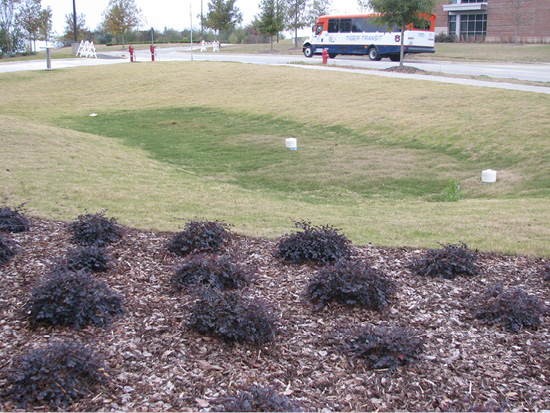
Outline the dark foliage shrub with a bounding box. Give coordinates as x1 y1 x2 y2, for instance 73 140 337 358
276 220 352 265
305 259 395 310
171 253 251 291
0 206 30 233
59 245 111 273
472 283 548 333
188 290 277 344
3 340 106 410
338 324 425 371
410 242 480 279
0 235 18 266
26 269 124 330
219 385 302 412
435 32 456 42
70 211 122 246
168 219 232 257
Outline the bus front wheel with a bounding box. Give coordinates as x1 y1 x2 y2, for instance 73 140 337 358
368 47 382 61
303 44 314 58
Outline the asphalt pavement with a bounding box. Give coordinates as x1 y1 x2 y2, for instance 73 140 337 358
1 46 549 95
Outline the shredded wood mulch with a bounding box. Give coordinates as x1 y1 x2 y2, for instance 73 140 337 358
1 218 549 411
384 65 428 74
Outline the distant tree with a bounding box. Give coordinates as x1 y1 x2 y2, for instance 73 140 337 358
204 0 242 42
245 19 269 44
38 6 52 44
0 0 21 52
16 0 40 51
258 0 284 50
361 0 435 67
357 0 369 11
508 0 527 44
228 26 248 44
306 0 333 26
62 12 90 44
101 0 143 48
284 0 308 48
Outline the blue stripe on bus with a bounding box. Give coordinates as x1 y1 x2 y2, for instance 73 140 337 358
312 44 433 55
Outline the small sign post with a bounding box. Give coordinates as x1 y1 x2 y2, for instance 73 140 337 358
41 46 55 71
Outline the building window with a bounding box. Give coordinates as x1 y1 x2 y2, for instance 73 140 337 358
449 15 457 35
449 13 487 41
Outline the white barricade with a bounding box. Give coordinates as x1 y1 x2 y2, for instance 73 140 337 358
76 40 97 58
200 40 220 52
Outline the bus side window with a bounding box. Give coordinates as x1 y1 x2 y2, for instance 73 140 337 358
351 18 364 32
328 18 339 33
339 18 352 33
364 18 377 32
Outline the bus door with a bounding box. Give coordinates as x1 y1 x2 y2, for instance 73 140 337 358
314 21 329 47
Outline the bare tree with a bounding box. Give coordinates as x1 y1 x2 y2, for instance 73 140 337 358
306 0 333 26
509 0 527 44
63 12 90 44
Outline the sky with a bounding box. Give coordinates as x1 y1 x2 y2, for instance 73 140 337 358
41 0 364 36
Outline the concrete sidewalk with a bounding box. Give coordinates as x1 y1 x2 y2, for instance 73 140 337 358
289 64 550 95
0 55 126 73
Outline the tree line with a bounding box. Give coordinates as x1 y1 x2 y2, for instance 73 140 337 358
1 0 52 53
1 0 434 56
0 0 335 53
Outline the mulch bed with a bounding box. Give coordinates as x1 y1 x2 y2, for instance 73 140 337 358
1 218 549 411
384 65 428 74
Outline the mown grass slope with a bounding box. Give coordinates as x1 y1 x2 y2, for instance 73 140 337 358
1 61 548 256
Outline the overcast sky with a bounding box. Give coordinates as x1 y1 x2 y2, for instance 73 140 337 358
42 0 363 35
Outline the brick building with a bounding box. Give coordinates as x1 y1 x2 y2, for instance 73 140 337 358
434 0 550 43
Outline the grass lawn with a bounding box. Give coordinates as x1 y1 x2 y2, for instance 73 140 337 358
1 61 549 256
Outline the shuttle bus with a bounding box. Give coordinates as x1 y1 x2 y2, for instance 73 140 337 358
302 13 436 61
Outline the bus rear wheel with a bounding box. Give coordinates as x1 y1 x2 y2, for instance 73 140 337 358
389 54 401 62
303 44 314 58
368 47 382 61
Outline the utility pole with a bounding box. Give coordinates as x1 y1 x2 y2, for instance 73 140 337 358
72 0 77 42
190 4 193 61
201 0 204 42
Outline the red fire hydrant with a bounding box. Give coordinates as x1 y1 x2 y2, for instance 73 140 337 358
129 45 134 62
150 44 156 61
322 48 329 65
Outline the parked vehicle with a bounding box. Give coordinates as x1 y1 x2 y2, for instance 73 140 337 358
303 13 436 61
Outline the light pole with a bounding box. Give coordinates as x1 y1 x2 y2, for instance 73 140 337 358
72 0 77 42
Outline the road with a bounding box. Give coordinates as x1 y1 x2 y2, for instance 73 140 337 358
1 45 549 94
130 46 550 83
